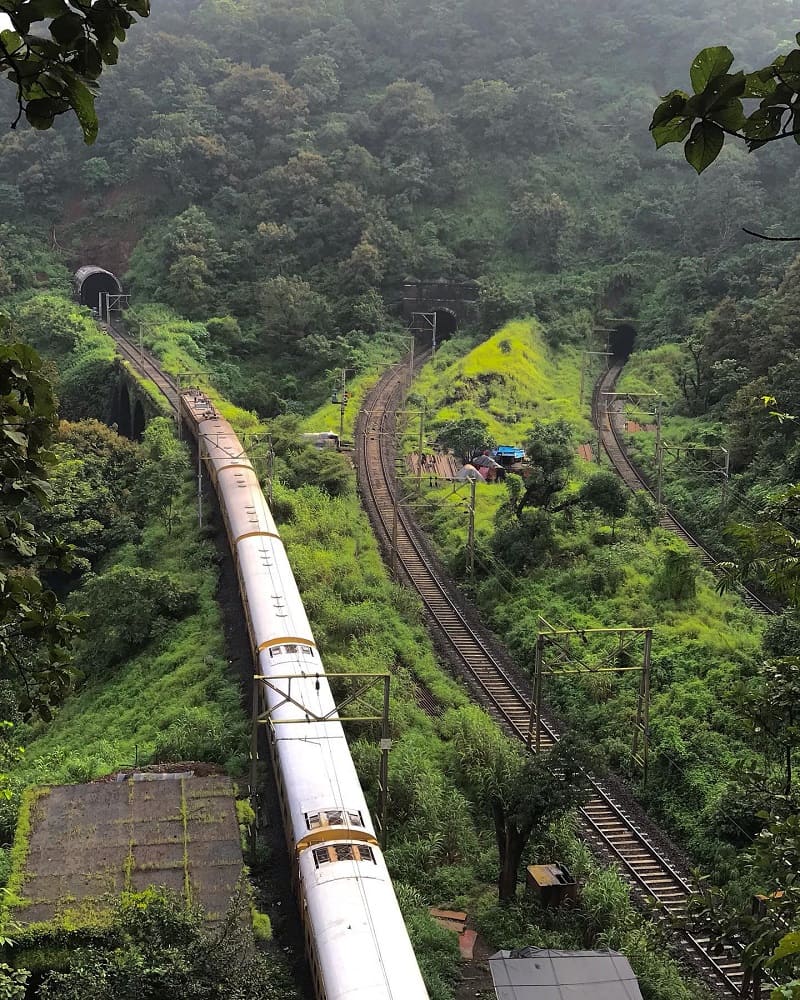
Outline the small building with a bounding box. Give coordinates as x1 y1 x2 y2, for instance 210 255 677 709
493 446 526 467
489 947 643 1000
525 863 578 908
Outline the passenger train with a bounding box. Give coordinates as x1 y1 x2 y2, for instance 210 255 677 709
179 387 429 1000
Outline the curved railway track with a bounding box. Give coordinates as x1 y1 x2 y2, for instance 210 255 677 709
593 362 773 616
104 319 765 996
355 357 762 997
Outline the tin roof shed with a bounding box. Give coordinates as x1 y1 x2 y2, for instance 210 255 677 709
494 446 525 461
489 947 643 1000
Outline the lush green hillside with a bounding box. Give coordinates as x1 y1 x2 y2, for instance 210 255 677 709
1 0 800 414
406 322 768 870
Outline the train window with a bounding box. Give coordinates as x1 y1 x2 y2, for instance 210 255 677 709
302 647 314 657
285 644 298 654
269 646 283 657
312 844 376 867
306 808 365 830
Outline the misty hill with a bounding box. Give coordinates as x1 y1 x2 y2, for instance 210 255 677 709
1 0 799 412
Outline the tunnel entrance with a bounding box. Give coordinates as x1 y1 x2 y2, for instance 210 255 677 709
609 324 636 359
433 308 457 343
73 266 123 313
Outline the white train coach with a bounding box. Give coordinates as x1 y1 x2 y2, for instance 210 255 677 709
180 388 429 1000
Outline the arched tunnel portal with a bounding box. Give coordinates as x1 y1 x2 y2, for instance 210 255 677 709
609 323 636 360
73 266 123 313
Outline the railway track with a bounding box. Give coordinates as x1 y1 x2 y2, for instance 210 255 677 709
594 362 773 617
355 357 763 997
105 319 766 996
103 322 180 413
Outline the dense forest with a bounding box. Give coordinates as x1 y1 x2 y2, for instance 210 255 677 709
4 0 800 997
2 0 800 412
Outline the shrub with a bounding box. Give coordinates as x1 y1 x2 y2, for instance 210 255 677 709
250 907 272 941
653 546 698 602
74 567 199 671
152 706 246 767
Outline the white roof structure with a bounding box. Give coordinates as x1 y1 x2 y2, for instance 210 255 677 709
489 948 643 1000
456 463 483 481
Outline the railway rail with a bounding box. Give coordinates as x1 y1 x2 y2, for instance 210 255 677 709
104 320 767 997
355 356 764 997
104 321 180 413
594 361 773 617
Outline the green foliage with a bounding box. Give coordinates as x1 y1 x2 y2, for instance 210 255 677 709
516 418 575 513
577 471 629 537
250 907 271 942
74 566 198 673
138 417 186 534
653 546 699 602
39 420 143 568
0 964 28 999
282 446 352 497
38 888 297 1000
629 491 661 533
435 417 494 464
0 0 150 141
443 706 592 900
652 38 800 171
0 342 80 720
411 311 767 871
12 430 246 789
153 706 245 769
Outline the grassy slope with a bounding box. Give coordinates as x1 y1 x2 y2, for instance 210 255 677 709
18 483 245 785
405 321 764 860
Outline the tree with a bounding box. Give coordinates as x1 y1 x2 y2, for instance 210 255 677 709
509 191 571 270
258 275 332 342
720 485 800 605
739 658 800 800
654 546 698 602
576 471 629 539
137 417 185 535
444 707 592 902
691 811 800 997
514 419 574 515
41 420 144 567
0 342 79 719
435 418 494 465
0 0 150 142
630 491 660 534
651 39 800 173
456 79 517 144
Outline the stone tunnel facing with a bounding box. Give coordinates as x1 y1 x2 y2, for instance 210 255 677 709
609 324 636 359
74 266 123 313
